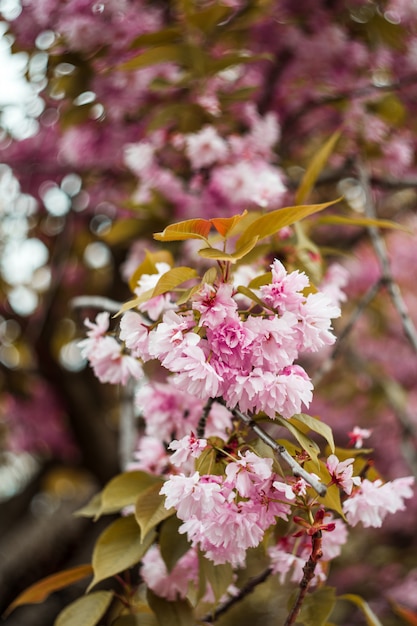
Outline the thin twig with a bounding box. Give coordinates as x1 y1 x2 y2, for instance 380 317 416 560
71 295 123 314
284 531 323 626
197 398 215 438
312 278 384 386
201 567 273 623
357 160 417 354
230 406 326 497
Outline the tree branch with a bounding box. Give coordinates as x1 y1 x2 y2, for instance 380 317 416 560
357 160 417 355
201 567 273 623
284 531 323 626
230 406 326 497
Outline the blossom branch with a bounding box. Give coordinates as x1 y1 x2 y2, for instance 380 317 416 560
201 567 273 623
230 406 326 497
357 160 417 354
197 398 216 438
284 530 323 626
71 295 123 314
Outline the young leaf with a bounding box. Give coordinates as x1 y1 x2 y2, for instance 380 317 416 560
117 45 187 71
198 553 233 602
317 215 411 232
75 492 102 518
116 290 155 316
197 247 235 262
97 471 161 518
154 219 211 242
112 615 158 626
159 515 191 573
292 414 335 454
147 590 195 626
209 211 248 237
237 199 341 247
296 131 341 205
5 565 93 616
152 267 197 296
236 285 269 309
247 272 272 289
275 416 321 467
135 482 174 539
339 594 384 626
89 516 155 590
128 250 174 292
54 591 113 626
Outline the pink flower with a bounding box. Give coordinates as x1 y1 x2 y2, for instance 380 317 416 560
172 344 223 399
296 292 340 352
169 434 208 467
119 310 150 359
225 451 273 497
88 336 144 385
326 454 361 495
78 311 110 359
192 283 238 329
184 125 229 169
347 426 372 449
260 260 308 313
343 476 414 528
128 436 169 475
141 545 199 601
148 310 198 365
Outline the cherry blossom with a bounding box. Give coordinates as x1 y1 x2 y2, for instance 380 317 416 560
343 476 415 528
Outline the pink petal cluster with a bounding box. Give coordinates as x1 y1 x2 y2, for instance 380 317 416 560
160 451 293 567
343 476 414 528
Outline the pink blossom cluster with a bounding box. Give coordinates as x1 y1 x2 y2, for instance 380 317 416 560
124 106 286 219
160 451 293 567
81 258 340 421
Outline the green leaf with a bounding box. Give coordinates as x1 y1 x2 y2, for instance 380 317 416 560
247 272 272 289
130 26 181 49
236 285 269 309
97 471 161 519
135 482 174 539
237 199 341 247
296 131 341 204
152 267 197 296
316 471 344 519
187 4 233 34
89 516 155 590
195 438 227 476
159 515 191 573
292 413 335 454
339 594 384 626
54 591 113 626
147 102 207 133
207 52 273 75
75 492 102 518
197 247 235 261
128 250 174 292
275 416 320 467
317 215 411 232
116 291 155 316
147 591 195 626
209 211 248 238
117 45 187 71
154 219 211 242
5 565 93 615
198 553 233 602
296 586 336 626
112 614 158 626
